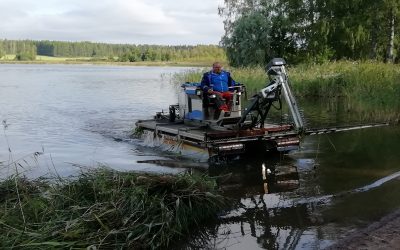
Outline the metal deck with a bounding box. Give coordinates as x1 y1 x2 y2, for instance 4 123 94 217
136 119 299 143
136 119 206 141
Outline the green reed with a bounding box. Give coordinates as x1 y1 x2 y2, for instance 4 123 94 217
171 66 268 95
0 169 227 249
289 61 400 121
173 61 400 121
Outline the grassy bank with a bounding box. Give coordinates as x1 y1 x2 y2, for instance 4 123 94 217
173 61 400 121
0 169 227 249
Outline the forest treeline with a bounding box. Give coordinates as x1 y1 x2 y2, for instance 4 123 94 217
0 39 226 62
2 1 399 66
220 0 400 66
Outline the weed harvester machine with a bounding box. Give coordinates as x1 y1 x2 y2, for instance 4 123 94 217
135 58 387 162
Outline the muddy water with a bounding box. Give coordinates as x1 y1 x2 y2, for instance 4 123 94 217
1 64 399 249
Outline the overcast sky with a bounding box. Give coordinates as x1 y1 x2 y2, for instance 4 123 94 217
0 0 225 45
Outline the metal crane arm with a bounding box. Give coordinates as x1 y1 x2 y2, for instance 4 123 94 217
238 58 304 132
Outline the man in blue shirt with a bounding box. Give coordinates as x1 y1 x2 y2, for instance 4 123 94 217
201 62 236 112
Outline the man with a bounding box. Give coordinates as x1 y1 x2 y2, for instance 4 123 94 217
200 62 236 113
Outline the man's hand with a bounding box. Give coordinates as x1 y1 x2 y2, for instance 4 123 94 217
207 89 213 94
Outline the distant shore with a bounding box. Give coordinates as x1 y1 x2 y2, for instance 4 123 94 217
0 59 210 67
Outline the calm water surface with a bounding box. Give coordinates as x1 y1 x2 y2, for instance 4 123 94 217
0 64 187 177
1 64 400 249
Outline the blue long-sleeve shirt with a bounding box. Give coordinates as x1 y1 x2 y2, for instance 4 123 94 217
201 70 236 92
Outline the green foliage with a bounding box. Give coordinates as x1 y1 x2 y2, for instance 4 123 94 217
0 39 227 64
132 126 144 137
220 0 400 66
287 61 400 120
0 40 37 61
15 51 36 61
222 11 272 66
0 169 227 249
118 45 227 63
0 44 4 59
171 68 204 84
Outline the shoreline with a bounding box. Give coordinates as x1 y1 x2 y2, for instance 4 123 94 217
0 59 212 67
328 208 400 249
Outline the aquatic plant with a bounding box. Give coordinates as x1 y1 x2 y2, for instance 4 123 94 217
132 126 145 137
289 61 400 121
171 66 267 94
0 169 227 249
171 68 204 84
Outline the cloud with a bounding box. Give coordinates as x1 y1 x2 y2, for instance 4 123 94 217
0 0 225 45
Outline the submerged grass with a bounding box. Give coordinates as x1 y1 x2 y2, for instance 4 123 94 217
173 61 400 121
0 169 227 249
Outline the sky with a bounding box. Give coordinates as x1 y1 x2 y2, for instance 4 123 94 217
0 0 225 45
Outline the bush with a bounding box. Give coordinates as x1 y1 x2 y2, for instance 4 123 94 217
15 52 36 61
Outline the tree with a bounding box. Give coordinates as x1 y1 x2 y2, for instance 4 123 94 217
219 0 400 65
222 11 272 66
1 39 227 63
15 42 36 61
0 41 4 59
382 0 400 62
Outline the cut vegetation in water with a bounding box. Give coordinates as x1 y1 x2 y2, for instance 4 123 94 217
0 169 228 249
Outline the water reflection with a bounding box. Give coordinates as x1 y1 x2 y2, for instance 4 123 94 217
183 156 316 249
188 203 319 249
182 125 400 249
209 155 300 196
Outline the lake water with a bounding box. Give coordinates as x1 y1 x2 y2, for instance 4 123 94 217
0 64 190 177
1 64 400 249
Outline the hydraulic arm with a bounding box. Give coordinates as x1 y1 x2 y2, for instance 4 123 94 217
238 58 304 131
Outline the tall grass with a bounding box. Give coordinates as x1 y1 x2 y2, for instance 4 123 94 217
290 61 400 98
289 61 400 121
171 66 268 94
0 169 227 249
171 68 205 84
0 54 16 60
173 61 400 121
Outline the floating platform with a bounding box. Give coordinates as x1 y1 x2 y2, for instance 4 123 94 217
136 119 301 160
